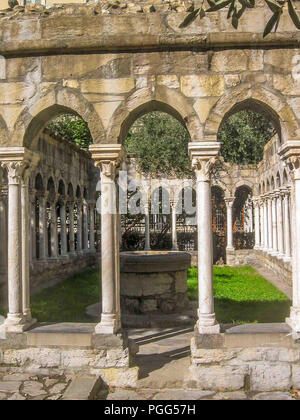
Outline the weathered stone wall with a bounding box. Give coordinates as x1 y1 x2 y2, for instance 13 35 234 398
0 3 299 151
189 325 300 392
226 249 292 287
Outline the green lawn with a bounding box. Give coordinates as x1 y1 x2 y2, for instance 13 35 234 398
188 266 291 324
0 265 291 325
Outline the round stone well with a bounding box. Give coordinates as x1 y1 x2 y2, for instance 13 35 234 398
120 251 191 315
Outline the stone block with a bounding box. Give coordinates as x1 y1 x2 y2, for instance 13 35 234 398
97 366 139 388
0 83 35 105
181 75 224 98
292 365 300 389
188 365 247 391
252 392 295 400
81 78 135 94
239 347 300 363
3 348 61 368
62 376 103 400
140 299 157 313
157 75 179 89
0 381 21 393
211 50 248 73
193 97 218 124
249 363 291 392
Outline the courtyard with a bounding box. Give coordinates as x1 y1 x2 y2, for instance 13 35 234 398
1 0 300 401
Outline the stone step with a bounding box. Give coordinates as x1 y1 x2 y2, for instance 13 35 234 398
62 376 104 400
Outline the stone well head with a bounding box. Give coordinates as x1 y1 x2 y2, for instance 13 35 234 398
120 251 191 315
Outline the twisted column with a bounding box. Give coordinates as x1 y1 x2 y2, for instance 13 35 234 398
189 141 221 334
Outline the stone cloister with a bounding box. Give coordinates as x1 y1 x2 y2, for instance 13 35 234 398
1 1 300 390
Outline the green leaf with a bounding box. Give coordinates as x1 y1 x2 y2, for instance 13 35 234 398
288 0 300 29
199 8 206 18
265 0 281 13
206 0 232 12
232 14 239 28
227 0 236 18
263 10 280 37
238 0 255 7
179 8 200 28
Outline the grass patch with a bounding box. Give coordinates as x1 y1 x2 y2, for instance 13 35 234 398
188 265 291 324
0 265 291 325
0 269 100 323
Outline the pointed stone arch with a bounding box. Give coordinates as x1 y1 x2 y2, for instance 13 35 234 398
12 86 105 149
106 85 202 144
205 86 299 143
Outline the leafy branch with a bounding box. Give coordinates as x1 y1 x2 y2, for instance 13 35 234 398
179 0 300 37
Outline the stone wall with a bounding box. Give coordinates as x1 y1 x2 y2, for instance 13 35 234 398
188 324 300 392
226 249 292 288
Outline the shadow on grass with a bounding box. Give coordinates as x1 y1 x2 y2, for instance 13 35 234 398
215 297 291 324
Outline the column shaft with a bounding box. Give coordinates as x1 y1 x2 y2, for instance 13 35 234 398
225 198 234 251
60 201 68 256
144 203 151 251
171 202 178 251
271 194 278 254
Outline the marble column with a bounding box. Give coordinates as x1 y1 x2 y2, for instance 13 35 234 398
259 198 264 249
29 191 37 261
76 201 83 252
0 149 38 333
38 194 48 259
282 187 291 262
271 193 278 255
276 189 284 258
225 197 234 251
278 141 300 334
189 141 221 334
263 194 269 252
59 199 68 256
171 200 178 251
267 194 273 253
68 200 76 254
50 198 58 258
21 173 35 325
253 197 260 250
83 200 89 251
90 143 125 335
144 201 151 251
89 202 96 252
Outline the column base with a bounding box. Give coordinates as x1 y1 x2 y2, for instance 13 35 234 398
283 256 292 263
95 314 121 335
254 245 261 250
4 314 37 333
226 247 235 252
197 313 220 334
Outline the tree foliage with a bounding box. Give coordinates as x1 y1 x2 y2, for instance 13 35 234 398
180 0 300 37
125 112 192 178
46 114 93 150
218 110 275 164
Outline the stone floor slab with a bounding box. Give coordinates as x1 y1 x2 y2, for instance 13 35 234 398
252 392 295 400
0 381 21 393
107 390 144 400
153 390 215 400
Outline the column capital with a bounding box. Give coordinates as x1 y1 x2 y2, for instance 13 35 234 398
225 196 234 207
188 142 221 182
89 144 126 179
252 196 261 208
279 186 290 197
0 147 39 185
278 140 300 180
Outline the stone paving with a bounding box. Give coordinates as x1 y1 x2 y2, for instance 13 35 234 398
0 373 71 400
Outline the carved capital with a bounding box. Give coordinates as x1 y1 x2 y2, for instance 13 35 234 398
278 141 300 180
188 141 221 183
0 147 39 186
252 196 260 208
1 160 29 185
225 197 234 208
89 144 126 181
